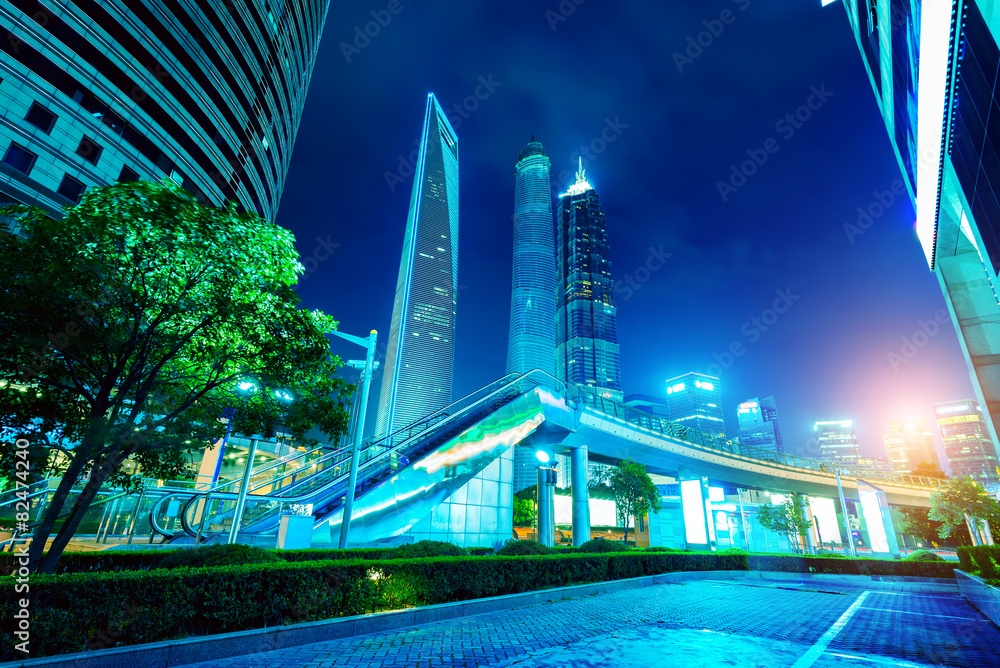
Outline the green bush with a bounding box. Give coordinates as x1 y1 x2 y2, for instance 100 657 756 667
903 549 944 562
578 539 631 553
717 548 747 555
467 547 495 556
391 540 467 559
814 551 849 558
958 546 976 572
160 543 283 569
643 546 683 552
960 545 1000 579
748 554 955 579
495 539 552 556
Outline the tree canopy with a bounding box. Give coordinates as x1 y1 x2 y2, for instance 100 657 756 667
928 476 1000 545
756 495 814 553
609 460 661 546
0 181 352 573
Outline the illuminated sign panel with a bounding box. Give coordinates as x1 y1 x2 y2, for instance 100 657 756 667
681 479 708 545
708 486 725 502
809 496 841 544
858 486 892 554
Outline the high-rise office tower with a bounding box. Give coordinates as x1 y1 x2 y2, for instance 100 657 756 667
814 420 860 464
836 0 1000 449
665 373 725 437
375 94 459 437
0 0 329 221
934 401 1000 489
882 419 940 474
506 139 556 376
555 159 622 400
737 396 784 453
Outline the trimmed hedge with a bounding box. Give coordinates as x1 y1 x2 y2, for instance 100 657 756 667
1 550 957 660
578 539 630 553
958 545 1000 579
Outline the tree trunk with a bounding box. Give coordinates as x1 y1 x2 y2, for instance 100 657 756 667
27 449 88 573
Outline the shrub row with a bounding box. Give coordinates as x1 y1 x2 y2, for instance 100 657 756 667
958 545 1000 579
1 550 956 660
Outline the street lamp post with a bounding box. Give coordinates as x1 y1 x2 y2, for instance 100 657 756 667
835 468 857 557
333 329 378 549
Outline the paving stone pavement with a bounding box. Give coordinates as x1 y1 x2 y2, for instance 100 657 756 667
176 578 1000 668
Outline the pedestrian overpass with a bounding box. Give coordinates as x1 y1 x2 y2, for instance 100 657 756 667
146 370 941 553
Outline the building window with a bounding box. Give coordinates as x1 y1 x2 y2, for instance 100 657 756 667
56 174 86 203
25 102 56 134
118 166 139 182
76 136 103 165
2 143 37 175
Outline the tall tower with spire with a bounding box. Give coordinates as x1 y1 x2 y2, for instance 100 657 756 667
506 138 556 376
375 94 460 437
555 159 622 400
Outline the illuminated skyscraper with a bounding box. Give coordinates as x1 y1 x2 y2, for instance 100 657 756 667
836 0 1000 449
506 139 556 376
375 94 459 437
934 400 1000 490
814 420 860 464
882 419 939 474
665 373 725 437
555 159 622 400
737 396 783 453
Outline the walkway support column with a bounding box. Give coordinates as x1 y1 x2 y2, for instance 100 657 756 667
570 445 590 546
537 465 556 547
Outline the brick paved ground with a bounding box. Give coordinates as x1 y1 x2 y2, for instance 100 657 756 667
176 578 999 668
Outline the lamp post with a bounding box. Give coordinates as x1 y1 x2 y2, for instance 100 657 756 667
332 329 378 549
835 468 857 557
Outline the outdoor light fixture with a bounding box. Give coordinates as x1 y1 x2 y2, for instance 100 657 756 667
536 450 550 463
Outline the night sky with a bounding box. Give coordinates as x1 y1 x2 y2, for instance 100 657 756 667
278 0 974 466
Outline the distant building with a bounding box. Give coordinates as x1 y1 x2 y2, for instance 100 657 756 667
554 159 622 401
882 419 940 474
814 420 860 464
665 373 725 437
854 457 893 477
375 94 460 437
736 396 783 454
934 400 1000 490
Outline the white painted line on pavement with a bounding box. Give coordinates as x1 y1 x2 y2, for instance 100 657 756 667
856 607 986 622
826 651 930 667
790 590 870 668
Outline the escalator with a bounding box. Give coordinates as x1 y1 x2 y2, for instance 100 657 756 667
151 370 573 545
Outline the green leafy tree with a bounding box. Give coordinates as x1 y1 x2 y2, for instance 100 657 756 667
910 461 948 480
928 476 1000 545
609 460 661 546
756 496 814 553
898 507 966 547
513 497 535 526
0 181 352 573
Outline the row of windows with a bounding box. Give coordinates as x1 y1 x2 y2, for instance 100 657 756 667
2 137 137 204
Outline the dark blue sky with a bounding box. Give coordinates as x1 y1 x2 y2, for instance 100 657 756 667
279 0 974 464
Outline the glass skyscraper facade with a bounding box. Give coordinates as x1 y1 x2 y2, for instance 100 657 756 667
506 139 556 376
934 400 1000 490
814 420 860 465
555 160 622 401
837 0 1000 451
665 373 725 437
737 396 783 454
882 419 939 474
375 94 460 437
0 0 328 220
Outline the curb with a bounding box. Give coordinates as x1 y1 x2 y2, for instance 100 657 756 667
3 570 958 668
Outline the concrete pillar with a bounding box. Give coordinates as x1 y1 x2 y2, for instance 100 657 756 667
537 466 556 547
570 446 590 546
798 494 815 554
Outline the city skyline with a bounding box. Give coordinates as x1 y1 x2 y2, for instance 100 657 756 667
282 1 978 461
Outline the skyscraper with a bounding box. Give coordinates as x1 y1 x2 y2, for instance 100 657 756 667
555 159 622 400
737 396 783 453
836 0 1000 449
665 373 725 437
375 94 459 437
882 419 940 474
506 139 556 376
814 420 860 465
0 0 329 220
934 401 1000 490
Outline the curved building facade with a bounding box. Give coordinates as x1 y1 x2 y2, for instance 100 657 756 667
506 139 556 376
0 0 329 220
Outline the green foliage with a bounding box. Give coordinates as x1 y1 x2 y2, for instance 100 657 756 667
160 544 283 569
608 460 661 545
756 496 814 551
903 549 944 562
390 540 467 559
467 547 495 556
929 477 1000 543
495 539 553 556
718 548 748 555
578 539 631 553
957 545 1000 579
747 554 955 579
0 181 352 573
643 546 685 553
899 507 963 547
513 497 536 526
